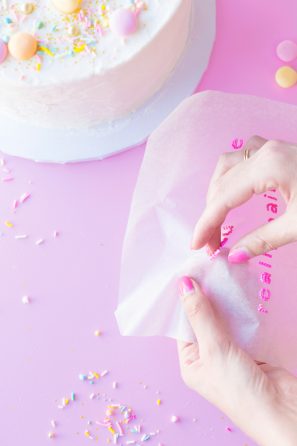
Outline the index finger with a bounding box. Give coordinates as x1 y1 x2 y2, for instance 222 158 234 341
191 154 262 249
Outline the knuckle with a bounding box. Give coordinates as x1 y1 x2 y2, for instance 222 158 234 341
184 297 203 319
217 152 231 169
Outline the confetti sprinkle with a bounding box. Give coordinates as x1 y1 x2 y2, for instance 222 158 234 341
21 295 30 304
15 234 28 240
19 192 31 203
4 220 13 228
170 415 179 423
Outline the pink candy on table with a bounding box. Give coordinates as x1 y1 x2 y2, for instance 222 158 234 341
276 39 297 62
110 8 138 37
0 39 8 64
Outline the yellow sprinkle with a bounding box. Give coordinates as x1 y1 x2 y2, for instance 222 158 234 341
38 45 54 57
5 220 13 228
92 371 100 379
108 427 115 435
73 44 86 53
84 430 90 438
157 399 162 406
64 398 69 405
36 62 41 71
94 329 102 336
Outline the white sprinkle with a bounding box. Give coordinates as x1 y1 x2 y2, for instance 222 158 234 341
0 158 5 166
89 393 95 400
171 415 179 423
50 420 56 428
48 431 55 439
35 238 44 245
53 230 59 238
112 381 118 389
15 234 28 240
21 295 30 304
101 370 109 377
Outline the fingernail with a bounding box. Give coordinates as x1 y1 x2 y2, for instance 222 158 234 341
228 247 251 264
178 276 195 297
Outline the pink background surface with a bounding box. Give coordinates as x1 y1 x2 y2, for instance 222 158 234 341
1 1 297 445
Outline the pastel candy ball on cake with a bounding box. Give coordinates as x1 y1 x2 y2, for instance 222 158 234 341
8 32 37 61
52 0 82 14
0 39 8 64
110 8 139 37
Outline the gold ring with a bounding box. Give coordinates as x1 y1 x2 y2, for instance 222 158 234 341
243 148 250 161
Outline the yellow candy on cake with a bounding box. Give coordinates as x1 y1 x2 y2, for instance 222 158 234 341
52 0 82 14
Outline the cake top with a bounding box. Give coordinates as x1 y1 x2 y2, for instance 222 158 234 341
0 0 181 85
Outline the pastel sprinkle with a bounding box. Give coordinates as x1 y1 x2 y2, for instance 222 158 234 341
226 426 233 432
20 192 31 203
38 45 55 57
50 420 56 428
94 329 102 336
170 415 179 423
21 295 30 304
156 399 161 406
5 220 13 228
12 200 19 209
2 175 14 182
71 392 76 401
48 431 55 439
15 234 28 240
35 238 45 245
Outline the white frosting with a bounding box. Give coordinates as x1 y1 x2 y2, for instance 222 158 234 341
0 0 192 128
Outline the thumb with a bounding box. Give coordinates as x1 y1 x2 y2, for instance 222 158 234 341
178 276 225 356
228 212 296 263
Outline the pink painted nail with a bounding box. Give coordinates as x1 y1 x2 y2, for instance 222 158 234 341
228 248 251 264
178 276 195 297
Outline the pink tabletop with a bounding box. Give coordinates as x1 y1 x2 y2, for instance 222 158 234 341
1 1 296 445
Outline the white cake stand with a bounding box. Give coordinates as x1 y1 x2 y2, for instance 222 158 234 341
0 1 216 163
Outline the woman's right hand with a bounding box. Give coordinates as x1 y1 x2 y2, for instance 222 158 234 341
191 136 297 262
178 276 297 446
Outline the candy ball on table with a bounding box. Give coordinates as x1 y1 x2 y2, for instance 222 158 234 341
0 39 8 64
8 32 37 61
110 8 138 37
275 66 297 88
52 0 82 14
276 40 297 63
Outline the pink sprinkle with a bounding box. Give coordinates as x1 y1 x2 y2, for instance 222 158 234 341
2 175 14 182
53 230 59 238
258 303 268 314
12 200 19 209
226 426 233 432
20 192 31 203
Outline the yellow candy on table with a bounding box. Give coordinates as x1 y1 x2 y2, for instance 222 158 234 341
52 0 82 14
275 65 297 88
8 32 37 61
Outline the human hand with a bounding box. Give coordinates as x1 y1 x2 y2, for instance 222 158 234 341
191 136 297 262
177 276 297 446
